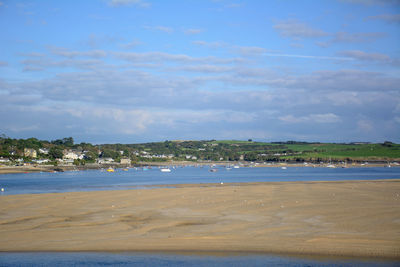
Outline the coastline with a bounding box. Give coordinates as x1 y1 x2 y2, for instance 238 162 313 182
1 180 399 258
0 161 396 175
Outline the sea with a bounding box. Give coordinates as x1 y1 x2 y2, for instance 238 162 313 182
1 165 400 195
0 166 399 266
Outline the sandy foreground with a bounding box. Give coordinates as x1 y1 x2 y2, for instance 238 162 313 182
0 180 399 258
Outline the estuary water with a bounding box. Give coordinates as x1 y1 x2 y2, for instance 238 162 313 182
0 165 399 195
1 166 399 266
0 251 398 267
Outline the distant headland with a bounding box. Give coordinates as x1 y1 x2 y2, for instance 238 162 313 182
0 136 399 174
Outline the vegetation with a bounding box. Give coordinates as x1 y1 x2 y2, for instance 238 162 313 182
0 135 399 165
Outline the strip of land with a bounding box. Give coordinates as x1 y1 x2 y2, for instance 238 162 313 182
0 180 399 258
0 162 395 175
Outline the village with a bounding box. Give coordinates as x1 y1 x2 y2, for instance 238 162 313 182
0 137 399 172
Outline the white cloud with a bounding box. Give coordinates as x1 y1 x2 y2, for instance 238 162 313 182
279 113 341 124
332 31 386 43
290 43 304 48
338 50 390 62
273 19 328 39
225 3 242 8
48 47 107 58
84 34 121 48
108 0 150 7
143 25 174 33
177 64 233 73
120 40 142 49
366 14 400 23
340 0 400 6
113 51 242 64
263 53 353 61
184 28 204 35
19 52 45 57
8 124 39 132
62 105 256 136
236 46 267 56
315 41 330 48
192 40 227 49
21 58 105 71
2 64 399 142
357 119 373 132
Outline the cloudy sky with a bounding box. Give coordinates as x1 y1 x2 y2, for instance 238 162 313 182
0 0 399 144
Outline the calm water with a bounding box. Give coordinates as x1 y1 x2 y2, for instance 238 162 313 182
1 166 399 266
0 252 398 267
0 166 399 195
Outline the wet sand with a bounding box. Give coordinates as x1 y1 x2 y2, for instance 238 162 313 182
0 180 399 258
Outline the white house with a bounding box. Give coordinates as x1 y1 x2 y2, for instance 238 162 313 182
0 158 10 163
24 148 37 158
63 150 85 160
120 158 131 165
32 159 50 164
97 158 114 164
39 148 49 154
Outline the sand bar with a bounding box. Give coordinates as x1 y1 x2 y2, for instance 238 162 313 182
0 180 399 258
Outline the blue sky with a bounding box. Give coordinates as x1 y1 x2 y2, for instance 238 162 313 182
0 0 399 144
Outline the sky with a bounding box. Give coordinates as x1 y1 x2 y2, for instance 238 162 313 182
0 0 399 144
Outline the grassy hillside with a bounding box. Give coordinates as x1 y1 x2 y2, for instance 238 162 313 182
1 137 399 163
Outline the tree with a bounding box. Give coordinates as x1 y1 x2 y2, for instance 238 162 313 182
51 139 64 145
382 141 393 147
101 149 120 160
51 137 74 146
62 137 74 146
84 151 96 161
49 147 63 159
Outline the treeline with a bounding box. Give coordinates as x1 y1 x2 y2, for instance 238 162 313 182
0 135 399 164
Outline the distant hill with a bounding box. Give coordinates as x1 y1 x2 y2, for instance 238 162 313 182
0 136 399 164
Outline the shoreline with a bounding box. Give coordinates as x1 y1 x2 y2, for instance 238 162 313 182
1 180 399 258
2 249 399 262
0 161 397 175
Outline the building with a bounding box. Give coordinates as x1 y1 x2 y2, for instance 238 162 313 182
0 158 10 164
24 148 37 158
63 150 85 160
120 158 131 165
97 158 114 164
38 148 49 154
58 158 74 165
32 159 50 164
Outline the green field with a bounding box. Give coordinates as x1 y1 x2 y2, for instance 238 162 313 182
282 143 400 160
1 137 399 164
209 140 400 161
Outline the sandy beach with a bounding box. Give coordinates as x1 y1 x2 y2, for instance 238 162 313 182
1 180 399 258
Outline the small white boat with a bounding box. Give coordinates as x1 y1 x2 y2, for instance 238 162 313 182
160 168 171 172
281 166 287 170
326 164 336 168
233 165 240 169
